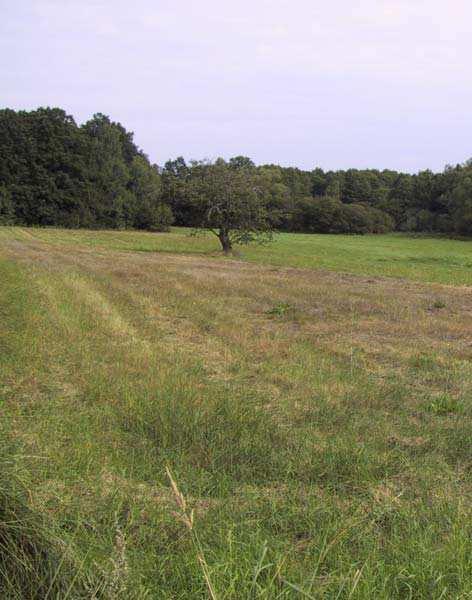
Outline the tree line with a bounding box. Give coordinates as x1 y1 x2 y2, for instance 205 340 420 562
0 107 173 231
1 107 471 239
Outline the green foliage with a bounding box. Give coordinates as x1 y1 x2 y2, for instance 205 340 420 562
128 155 170 230
138 202 175 232
446 172 472 235
0 186 14 225
265 301 296 318
427 394 463 416
0 107 174 231
294 196 394 234
432 299 446 309
189 158 272 252
1 107 472 238
161 155 472 237
228 155 255 170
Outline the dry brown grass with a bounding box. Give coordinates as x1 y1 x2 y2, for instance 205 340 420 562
1 229 471 598
2 233 471 407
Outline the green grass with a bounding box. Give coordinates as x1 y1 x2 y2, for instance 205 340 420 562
2 226 470 285
1 226 471 598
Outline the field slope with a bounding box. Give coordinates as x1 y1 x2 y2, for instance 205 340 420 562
1 227 471 599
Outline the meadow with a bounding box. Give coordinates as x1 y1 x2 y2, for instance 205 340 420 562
6 226 472 285
1 226 471 599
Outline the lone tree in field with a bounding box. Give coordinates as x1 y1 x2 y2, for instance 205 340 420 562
190 158 272 253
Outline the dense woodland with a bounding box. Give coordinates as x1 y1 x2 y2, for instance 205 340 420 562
1 107 471 236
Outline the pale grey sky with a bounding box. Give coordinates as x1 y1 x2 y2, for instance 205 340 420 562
1 0 471 171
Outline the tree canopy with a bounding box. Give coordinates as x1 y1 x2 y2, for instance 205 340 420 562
0 108 172 231
189 159 272 253
1 107 472 240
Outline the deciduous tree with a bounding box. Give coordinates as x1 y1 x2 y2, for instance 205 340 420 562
190 159 272 253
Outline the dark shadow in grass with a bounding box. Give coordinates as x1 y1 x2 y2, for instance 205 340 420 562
0 439 97 598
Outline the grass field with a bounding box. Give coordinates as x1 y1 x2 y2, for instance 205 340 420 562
1 226 471 598
3 226 472 285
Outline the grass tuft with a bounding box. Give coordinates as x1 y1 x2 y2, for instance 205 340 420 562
0 440 96 599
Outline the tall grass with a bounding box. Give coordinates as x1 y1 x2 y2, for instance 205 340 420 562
0 438 97 599
0 228 471 597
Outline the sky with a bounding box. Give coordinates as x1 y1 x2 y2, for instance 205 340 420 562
1 0 471 172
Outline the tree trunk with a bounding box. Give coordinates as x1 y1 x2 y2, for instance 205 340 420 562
218 230 232 254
